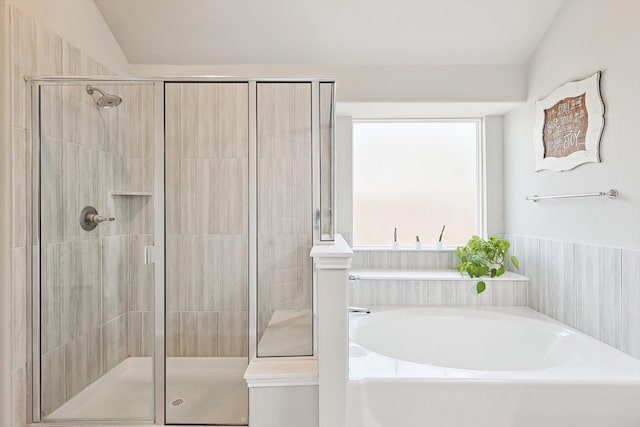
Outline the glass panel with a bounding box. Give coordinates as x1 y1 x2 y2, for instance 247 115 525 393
319 82 335 241
257 82 313 357
38 82 155 421
353 120 478 247
164 82 249 425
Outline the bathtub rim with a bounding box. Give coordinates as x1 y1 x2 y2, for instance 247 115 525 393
348 306 640 384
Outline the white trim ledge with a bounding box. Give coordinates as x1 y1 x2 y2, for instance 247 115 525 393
244 358 318 388
311 234 353 269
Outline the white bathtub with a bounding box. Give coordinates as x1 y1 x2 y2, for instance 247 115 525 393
347 307 640 427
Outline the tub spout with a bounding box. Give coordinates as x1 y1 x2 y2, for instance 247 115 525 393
349 306 371 314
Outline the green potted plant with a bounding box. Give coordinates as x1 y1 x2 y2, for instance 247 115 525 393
455 235 520 294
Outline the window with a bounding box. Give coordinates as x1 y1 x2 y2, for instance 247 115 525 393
352 119 482 247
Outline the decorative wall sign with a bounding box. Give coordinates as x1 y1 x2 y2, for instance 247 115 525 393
533 72 604 171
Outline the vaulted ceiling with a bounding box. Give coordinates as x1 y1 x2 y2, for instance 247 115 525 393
94 0 564 65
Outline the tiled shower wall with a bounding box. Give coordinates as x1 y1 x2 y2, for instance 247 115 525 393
165 83 249 357
9 5 154 419
507 235 640 359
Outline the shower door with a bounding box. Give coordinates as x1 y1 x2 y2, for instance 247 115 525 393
35 81 158 421
164 82 249 425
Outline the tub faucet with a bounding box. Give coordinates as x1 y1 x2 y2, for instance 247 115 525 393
349 306 370 314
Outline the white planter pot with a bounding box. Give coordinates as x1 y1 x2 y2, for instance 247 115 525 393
435 241 443 250
392 241 399 249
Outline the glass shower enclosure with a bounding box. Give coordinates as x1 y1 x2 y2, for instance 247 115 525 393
29 76 335 426
33 80 160 422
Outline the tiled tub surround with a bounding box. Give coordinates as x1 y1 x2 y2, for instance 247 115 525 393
507 235 640 359
347 306 640 427
349 269 529 307
351 248 459 270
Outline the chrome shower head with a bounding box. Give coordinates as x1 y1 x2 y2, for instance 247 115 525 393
86 85 122 108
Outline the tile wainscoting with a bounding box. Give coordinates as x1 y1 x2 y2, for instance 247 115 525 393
507 235 640 359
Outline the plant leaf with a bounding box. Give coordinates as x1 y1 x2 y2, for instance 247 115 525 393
511 255 520 269
476 281 486 294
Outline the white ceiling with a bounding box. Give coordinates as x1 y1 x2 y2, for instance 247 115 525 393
94 0 564 66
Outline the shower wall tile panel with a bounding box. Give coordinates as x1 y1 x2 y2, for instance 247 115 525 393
11 127 27 248
351 250 458 270
507 235 635 358
11 247 27 370
349 279 528 307
622 249 640 358
165 83 249 357
256 83 314 356
9 6 158 417
575 244 621 348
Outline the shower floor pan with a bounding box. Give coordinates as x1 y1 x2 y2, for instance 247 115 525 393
46 356 248 424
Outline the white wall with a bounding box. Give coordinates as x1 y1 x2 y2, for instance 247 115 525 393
504 0 640 249
8 0 129 74
485 116 504 236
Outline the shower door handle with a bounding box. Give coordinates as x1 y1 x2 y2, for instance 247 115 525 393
144 246 155 265
91 215 115 224
80 205 115 231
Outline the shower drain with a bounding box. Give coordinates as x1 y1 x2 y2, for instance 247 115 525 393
171 398 185 407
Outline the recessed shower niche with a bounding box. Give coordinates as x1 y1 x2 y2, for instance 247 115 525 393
29 78 335 425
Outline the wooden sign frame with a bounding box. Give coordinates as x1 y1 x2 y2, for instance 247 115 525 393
533 72 605 172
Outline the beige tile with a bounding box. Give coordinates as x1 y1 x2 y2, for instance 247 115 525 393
76 238 102 334
101 236 129 322
219 158 248 234
128 311 142 357
77 144 99 218
178 312 197 356
11 366 27 427
87 327 103 383
62 42 100 76
40 85 63 139
141 311 153 357
11 128 27 248
179 84 199 158
40 136 63 244
164 83 182 159
165 158 181 235
60 242 79 343
165 235 180 311
221 235 248 311
11 7 35 129
218 83 249 159
42 243 63 353
102 314 127 372
41 346 66 417
64 335 88 400
128 84 154 159
219 311 248 357
257 82 312 159
166 311 179 357
129 234 153 312
196 311 219 357
11 247 27 370
62 141 80 241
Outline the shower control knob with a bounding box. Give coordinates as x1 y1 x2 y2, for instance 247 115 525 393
80 206 115 231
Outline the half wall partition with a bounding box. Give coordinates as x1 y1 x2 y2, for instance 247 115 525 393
28 77 335 425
